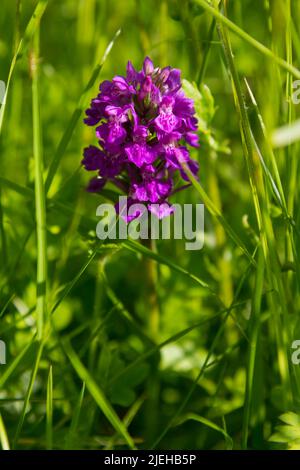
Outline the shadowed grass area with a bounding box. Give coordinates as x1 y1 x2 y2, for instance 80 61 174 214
0 0 300 450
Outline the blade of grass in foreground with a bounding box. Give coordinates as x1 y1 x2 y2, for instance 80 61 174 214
46 366 53 450
63 340 136 450
108 302 246 387
0 336 35 389
13 341 44 448
0 188 7 271
150 246 255 448
31 27 47 341
0 0 48 135
194 0 300 79
175 413 233 449
151 310 230 449
242 246 264 449
0 293 15 319
105 395 145 450
243 79 288 215
197 18 216 85
64 382 85 450
0 413 10 450
51 250 97 315
217 1 293 407
101 270 156 347
176 165 255 266
122 239 218 294
45 29 121 194
0 177 33 199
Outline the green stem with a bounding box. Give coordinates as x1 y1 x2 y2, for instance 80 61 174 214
0 0 48 136
242 247 264 449
144 238 160 341
195 0 300 79
217 0 292 407
143 237 160 446
31 28 47 341
197 18 216 85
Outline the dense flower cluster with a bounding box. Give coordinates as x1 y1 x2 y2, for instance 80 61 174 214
82 57 199 219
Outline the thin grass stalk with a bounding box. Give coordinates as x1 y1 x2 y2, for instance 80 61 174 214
217 0 293 408
143 237 160 445
64 382 85 450
0 413 10 450
242 246 264 449
197 18 216 85
150 248 256 448
45 29 121 194
13 341 44 448
284 0 300 406
194 0 300 79
0 188 7 271
62 339 136 450
144 238 160 341
0 0 48 136
31 27 47 341
207 149 234 343
46 365 53 449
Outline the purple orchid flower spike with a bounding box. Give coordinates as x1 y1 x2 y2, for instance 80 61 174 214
143 56 154 75
82 57 200 220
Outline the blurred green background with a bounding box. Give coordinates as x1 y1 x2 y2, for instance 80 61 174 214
1 0 300 450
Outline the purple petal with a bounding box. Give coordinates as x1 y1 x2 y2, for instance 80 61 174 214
143 56 154 75
139 76 152 100
115 197 146 222
87 176 107 192
179 158 199 181
126 61 138 82
166 68 181 92
164 146 187 169
99 80 113 93
185 132 199 147
155 111 178 133
159 66 171 83
125 143 156 168
82 146 104 171
132 125 148 142
148 203 175 219
173 92 195 118
107 122 127 145
133 184 148 202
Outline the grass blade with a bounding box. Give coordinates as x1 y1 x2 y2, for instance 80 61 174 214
64 382 85 450
122 239 221 297
194 0 300 79
63 339 136 450
0 177 33 198
46 365 53 450
242 246 264 449
217 0 293 408
13 341 44 448
45 29 121 194
0 413 10 450
175 413 233 449
0 337 35 389
177 168 255 266
0 0 48 135
31 26 47 340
